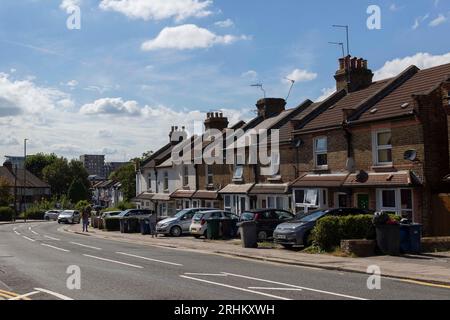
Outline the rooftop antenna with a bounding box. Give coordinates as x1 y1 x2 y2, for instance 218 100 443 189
332 25 350 56
284 78 296 101
250 83 266 98
328 42 345 58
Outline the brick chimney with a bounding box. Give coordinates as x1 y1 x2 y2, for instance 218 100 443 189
204 112 229 131
169 126 187 145
256 98 286 119
2 160 13 172
335 55 374 93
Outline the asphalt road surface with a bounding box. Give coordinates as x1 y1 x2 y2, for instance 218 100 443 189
0 222 449 300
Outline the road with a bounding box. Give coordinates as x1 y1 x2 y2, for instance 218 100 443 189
0 222 449 300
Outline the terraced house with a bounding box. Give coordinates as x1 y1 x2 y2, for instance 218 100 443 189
290 56 450 236
134 56 450 236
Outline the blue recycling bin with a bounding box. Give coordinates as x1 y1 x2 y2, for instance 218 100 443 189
400 224 422 254
140 218 151 235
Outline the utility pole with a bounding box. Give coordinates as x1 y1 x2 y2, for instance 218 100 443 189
14 165 17 221
23 138 28 215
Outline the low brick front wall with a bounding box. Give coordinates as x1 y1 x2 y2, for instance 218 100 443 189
341 240 376 257
421 237 450 252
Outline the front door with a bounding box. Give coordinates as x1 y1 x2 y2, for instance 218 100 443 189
357 194 370 210
238 196 247 215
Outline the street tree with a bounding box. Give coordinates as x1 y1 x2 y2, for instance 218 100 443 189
109 163 136 201
68 178 90 203
25 153 58 180
0 177 12 207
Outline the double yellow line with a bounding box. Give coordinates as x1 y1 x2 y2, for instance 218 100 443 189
0 289 31 300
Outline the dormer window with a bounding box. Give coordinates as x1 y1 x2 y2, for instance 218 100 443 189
314 137 328 169
373 130 393 165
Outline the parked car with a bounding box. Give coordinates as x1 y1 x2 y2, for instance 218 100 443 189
57 210 81 224
190 210 239 238
101 211 122 219
156 208 212 237
239 209 295 241
273 208 375 249
44 210 62 221
115 209 154 220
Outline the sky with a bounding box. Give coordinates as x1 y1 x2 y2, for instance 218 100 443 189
0 0 449 162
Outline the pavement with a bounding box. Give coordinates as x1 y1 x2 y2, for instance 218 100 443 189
0 221 449 300
64 223 450 286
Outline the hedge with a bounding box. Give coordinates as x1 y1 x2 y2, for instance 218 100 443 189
312 215 376 251
24 208 46 220
0 207 14 221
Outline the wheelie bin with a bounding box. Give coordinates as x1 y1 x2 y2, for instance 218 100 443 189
238 221 258 248
140 218 151 235
207 218 221 240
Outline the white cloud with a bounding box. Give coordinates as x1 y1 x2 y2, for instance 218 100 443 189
99 0 212 22
98 129 113 138
215 19 234 28
0 72 73 116
429 14 448 27
412 13 430 30
285 69 318 83
0 135 19 146
141 24 249 51
241 70 258 80
316 87 335 102
80 97 142 116
66 80 78 87
373 52 450 80
60 0 81 12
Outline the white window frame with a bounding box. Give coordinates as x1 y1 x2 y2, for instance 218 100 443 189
224 195 232 212
372 129 393 166
335 192 348 208
147 172 152 191
233 165 244 180
183 166 189 187
293 188 328 213
314 136 328 170
163 171 169 191
376 188 414 220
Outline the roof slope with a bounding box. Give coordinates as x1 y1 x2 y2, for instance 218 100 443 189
0 167 50 188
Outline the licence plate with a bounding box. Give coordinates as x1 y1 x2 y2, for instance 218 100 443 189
276 235 287 239
191 229 197 232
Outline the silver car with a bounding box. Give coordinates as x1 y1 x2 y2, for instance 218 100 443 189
156 208 211 237
44 210 62 221
57 210 81 224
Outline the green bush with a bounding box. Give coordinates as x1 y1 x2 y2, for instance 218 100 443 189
104 218 121 231
24 208 46 220
117 202 135 211
75 200 90 212
0 207 14 221
312 214 375 252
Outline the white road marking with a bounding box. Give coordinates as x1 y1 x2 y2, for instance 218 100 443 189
248 287 303 291
44 235 61 241
14 231 21 236
70 242 102 250
34 288 73 300
116 252 183 267
8 291 39 300
222 272 368 300
41 243 70 252
83 254 143 269
184 273 227 277
22 236 35 242
180 275 292 300
31 230 39 235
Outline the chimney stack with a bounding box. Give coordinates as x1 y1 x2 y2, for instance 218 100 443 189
256 98 286 119
335 55 374 93
169 126 187 144
204 112 229 131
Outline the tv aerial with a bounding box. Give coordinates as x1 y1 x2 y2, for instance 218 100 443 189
284 78 296 102
250 83 266 98
329 42 345 58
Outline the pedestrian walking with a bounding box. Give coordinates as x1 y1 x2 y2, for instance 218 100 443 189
82 206 91 232
149 212 157 238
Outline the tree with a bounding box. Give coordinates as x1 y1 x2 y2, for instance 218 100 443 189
109 163 136 201
25 153 58 180
69 159 91 196
0 177 12 207
68 179 89 203
42 157 72 197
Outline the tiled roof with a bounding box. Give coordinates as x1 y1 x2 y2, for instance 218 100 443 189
170 190 196 199
279 102 321 142
219 183 255 194
343 171 419 187
301 79 391 131
192 190 219 200
152 194 172 201
291 173 350 188
132 192 155 202
354 63 450 123
0 167 50 188
249 183 290 195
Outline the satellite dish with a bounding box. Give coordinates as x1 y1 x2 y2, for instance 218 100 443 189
404 150 417 162
291 138 303 148
356 170 369 183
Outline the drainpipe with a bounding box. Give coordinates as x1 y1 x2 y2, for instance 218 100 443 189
343 126 354 172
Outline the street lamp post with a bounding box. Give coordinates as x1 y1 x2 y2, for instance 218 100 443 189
23 139 28 215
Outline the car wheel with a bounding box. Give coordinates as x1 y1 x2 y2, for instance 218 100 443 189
45 217 50 221
193 235 201 239
257 231 268 241
170 226 182 237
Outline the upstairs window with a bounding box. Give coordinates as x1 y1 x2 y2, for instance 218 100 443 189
147 173 152 191
314 137 328 169
233 165 244 180
183 166 189 187
206 165 213 185
374 130 392 165
163 171 169 191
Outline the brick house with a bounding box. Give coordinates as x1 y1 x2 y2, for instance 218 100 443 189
290 55 450 235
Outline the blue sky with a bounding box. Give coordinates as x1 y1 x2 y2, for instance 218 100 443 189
0 0 449 161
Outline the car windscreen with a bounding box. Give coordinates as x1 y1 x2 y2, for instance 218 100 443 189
61 211 74 216
241 212 255 221
193 213 205 221
299 210 328 222
174 210 190 218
